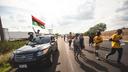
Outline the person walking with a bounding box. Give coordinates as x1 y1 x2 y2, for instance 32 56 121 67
79 33 85 53
68 32 73 48
93 31 103 60
64 35 66 41
73 33 80 57
89 33 95 46
105 29 123 64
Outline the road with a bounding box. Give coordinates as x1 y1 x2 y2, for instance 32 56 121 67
11 37 128 72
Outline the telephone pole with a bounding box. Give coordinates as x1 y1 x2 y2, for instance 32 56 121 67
0 16 5 41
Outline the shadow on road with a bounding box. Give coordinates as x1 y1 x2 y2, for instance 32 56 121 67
84 49 95 54
74 54 97 72
84 47 110 53
75 54 109 72
15 50 60 72
100 47 110 51
105 60 128 72
83 57 108 72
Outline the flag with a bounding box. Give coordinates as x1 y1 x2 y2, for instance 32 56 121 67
32 15 45 29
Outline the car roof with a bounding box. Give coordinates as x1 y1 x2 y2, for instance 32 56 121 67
35 35 53 38
43 34 54 37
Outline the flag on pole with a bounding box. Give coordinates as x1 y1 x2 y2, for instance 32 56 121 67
32 15 45 29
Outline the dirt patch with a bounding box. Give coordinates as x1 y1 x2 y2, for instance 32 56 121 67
102 28 128 41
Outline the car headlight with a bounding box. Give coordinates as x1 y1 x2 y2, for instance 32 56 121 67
37 48 48 56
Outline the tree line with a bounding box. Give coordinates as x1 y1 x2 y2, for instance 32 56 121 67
84 23 107 36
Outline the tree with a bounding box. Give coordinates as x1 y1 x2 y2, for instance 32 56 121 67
95 23 106 32
84 32 88 36
86 23 107 36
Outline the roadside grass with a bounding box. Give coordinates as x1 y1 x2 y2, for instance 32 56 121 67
0 52 12 72
0 40 27 54
0 40 27 72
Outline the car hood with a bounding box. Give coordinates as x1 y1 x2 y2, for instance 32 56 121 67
14 43 51 54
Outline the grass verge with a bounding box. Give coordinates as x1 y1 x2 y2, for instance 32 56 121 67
0 40 27 72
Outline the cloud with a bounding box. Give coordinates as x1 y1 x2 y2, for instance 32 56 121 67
110 0 128 29
54 0 96 34
0 0 96 33
0 6 32 30
64 0 95 20
121 15 128 21
0 5 32 16
57 0 95 27
74 0 95 20
116 0 128 12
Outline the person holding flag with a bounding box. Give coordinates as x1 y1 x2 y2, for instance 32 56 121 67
32 15 45 36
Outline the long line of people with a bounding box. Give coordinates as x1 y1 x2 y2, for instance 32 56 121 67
65 29 124 64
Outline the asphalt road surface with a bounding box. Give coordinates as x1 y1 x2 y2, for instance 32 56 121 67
11 37 128 72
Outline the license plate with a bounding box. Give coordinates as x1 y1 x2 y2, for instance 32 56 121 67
19 64 27 68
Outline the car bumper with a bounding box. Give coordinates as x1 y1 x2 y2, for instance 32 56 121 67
10 55 49 68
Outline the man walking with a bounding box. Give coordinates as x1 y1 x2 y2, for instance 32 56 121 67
93 31 103 60
68 32 73 48
73 33 80 56
89 33 95 46
64 35 66 41
79 33 85 52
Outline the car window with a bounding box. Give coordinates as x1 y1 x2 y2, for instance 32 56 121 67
32 37 51 44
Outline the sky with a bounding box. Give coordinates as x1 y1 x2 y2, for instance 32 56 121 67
0 0 128 34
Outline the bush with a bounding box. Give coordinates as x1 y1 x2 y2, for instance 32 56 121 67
0 40 27 54
0 40 27 71
0 52 12 72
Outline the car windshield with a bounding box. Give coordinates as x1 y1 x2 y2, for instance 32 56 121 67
31 37 51 44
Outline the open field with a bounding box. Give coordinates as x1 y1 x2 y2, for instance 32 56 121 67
102 28 128 41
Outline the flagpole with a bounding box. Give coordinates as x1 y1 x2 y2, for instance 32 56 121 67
31 15 36 36
32 27 36 34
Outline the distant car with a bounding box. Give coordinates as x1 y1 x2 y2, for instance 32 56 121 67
9 35 58 68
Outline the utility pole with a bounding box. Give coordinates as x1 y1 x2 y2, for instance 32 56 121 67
0 16 5 41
